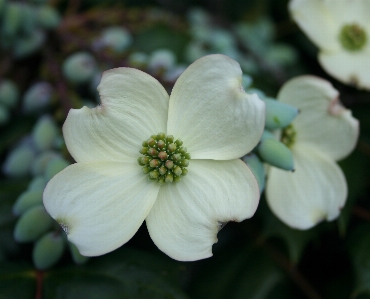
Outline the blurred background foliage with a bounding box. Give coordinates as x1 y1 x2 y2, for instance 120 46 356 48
0 0 370 298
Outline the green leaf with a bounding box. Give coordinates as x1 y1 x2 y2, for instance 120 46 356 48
43 248 189 299
0 248 189 299
189 241 285 299
348 224 370 298
338 149 369 235
0 262 36 299
262 211 316 264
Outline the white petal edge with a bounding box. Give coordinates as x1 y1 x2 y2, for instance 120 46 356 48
63 68 169 163
319 51 370 91
167 54 265 160
278 75 359 160
289 0 341 51
146 159 260 261
322 0 370 31
43 161 160 256
266 144 347 230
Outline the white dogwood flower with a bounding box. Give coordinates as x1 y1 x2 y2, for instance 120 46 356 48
266 76 359 229
289 0 370 90
43 54 265 261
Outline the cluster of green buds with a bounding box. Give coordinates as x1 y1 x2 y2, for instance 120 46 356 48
242 85 299 192
2 115 88 269
138 133 190 184
0 0 60 59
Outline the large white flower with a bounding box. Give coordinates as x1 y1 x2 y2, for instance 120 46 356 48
266 76 359 229
43 54 265 261
289 0 370 90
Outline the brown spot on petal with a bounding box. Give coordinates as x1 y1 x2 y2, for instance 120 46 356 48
328 97 345 116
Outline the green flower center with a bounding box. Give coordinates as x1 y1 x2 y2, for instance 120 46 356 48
137 132 190 184
339 23 367 51
281 124 296 148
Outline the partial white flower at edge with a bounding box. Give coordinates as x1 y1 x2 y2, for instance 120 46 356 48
266 76 359 230
42 54 265 261
289 0 370 90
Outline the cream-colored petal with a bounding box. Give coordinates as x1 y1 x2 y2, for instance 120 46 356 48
146 159 259 261
63 68 169 163
43 161 160 256
323 0 370 29
319 51 370 91
266 144 347 230
278 75 359 160
167 54 265 160
289 0 341 51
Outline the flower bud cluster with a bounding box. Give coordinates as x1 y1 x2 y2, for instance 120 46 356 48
0 1 60 59
138 133 191 184
0 80 19 125
1 114 88 269
242 86 297 178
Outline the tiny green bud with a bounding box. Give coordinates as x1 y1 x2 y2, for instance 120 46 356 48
141 156 150 164
174 176 181 182
173 166 182 176
149 170 159 179
14 205 53 242
147 148 158 156
14 30 45 59
137 157 144 165
0 80 19 108
168 143 177 152
13 190 43 216
69 242 89 265
142 141 148 147
180 159 189 167
148 49 176 72
28 176 47 191
142 167 150 174
3 146 35 178
98 27 132 53
158 178 165 185
258 138 294 171
157 132 166 140
139 147 148 154
44 158 69 181
157 140 165 149
37 6 61 30
184 153 191 160
23 82 53 114
149 159 159 168
159 166 167 175
242 154 265 193
32 115 59 151
166 135 174 143
147 138 156 147
165 173 173 182
181 168 188 176
158 151 168 160
175 139 183 146
263 98 299 130
63 52 97 84
165 160 174 169
172 153 181 162
33 232 66 270
31 151 59 176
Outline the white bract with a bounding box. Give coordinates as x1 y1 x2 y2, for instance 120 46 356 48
43 54 265 261
266 76 359 229
289 0 370 90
